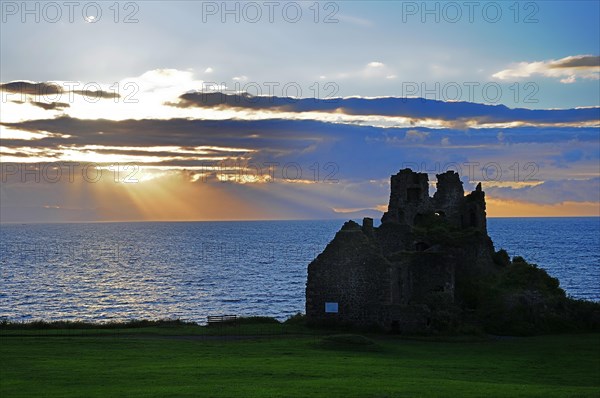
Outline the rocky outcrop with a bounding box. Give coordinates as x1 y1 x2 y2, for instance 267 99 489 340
306 168 600 334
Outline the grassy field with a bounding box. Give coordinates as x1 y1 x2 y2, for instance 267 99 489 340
1 325 599 397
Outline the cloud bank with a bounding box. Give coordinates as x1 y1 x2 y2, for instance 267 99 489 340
493 55 600 84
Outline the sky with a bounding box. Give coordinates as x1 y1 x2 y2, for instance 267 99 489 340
0 0 599 222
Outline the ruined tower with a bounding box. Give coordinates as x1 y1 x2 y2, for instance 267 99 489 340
381 169 432 226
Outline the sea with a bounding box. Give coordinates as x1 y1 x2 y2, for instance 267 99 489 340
0 217 598 323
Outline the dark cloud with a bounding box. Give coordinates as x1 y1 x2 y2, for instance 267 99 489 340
2 116 599 190
0 117 332 151
72 89 121 99
0 151 38 158
1 81 63 96
2 117 598 155
1 81 120 100
30 101 70 110
550 55 600 69
88 148 251 162
171 93 600 124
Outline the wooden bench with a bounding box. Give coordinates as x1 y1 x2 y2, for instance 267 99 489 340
207 314 237 326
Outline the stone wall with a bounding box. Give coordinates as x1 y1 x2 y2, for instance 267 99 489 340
306 221 391 327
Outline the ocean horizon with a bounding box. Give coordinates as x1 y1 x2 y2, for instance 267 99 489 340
1 215 598 224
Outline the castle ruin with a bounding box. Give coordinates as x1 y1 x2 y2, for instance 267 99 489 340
306 168 496 332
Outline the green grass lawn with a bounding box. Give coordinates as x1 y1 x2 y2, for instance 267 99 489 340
1 329 599 397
